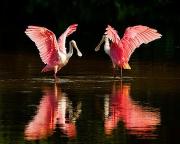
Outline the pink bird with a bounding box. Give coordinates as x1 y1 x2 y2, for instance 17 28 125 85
25 24 82 79
95 25 162 77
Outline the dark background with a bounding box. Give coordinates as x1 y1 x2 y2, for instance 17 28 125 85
0 0 179 61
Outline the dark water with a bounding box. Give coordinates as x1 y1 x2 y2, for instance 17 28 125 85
0 53 180 144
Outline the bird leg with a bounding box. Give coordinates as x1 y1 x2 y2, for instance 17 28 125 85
54 73 57 80
112 63 117 78
120 67 123 79
54 73 57 79
54 66 58 80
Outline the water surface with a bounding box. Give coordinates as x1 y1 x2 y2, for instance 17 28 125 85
0 53 180 144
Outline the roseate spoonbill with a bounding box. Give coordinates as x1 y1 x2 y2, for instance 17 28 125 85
95 25 162 77
25 24 82 79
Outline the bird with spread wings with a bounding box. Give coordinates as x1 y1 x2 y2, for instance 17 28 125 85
25 24 82 79
95 25 162 77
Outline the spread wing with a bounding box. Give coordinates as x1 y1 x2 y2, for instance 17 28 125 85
25 26 59 65
58 24 78 53
120 25 162 61
105 25 120 44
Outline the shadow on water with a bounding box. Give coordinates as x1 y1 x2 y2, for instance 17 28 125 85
0 53 180 143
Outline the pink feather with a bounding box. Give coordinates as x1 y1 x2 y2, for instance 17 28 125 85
58 24 78 53
25 26 59 65
25 24 79 77
105 25 120 44
105 25 162 69
121 25 162 61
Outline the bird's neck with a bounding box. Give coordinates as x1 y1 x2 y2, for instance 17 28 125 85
67 42 73 59
56 50 67 66
104 37 110 55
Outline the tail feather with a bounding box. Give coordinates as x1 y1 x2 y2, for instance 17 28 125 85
122 63 131 69
41 65 53 72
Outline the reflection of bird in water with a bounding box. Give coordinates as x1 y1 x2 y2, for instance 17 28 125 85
24 83 81 140
104 81 160 138
95 25 162 77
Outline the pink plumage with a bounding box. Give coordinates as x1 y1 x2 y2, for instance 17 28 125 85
25 26 59 65
95 25 162 77
25 24 82 79
105 25 120 44
120 25 162 63
58 24 78 53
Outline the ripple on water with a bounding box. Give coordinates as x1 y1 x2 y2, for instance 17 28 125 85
31 78 73 84
29 75 136 83
0 75 148 85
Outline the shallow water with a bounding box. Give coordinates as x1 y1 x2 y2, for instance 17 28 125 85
0 53 180 144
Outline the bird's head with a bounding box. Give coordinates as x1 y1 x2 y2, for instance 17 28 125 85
70 40 82 57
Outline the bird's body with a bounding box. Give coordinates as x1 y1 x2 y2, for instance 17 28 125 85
25 24 82 79
95 25 162 77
